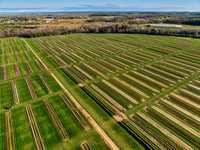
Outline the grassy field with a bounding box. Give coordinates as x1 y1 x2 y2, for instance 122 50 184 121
12 107 36 150
0 34 200 149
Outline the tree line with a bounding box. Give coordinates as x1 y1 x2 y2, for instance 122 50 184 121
0 23 199 38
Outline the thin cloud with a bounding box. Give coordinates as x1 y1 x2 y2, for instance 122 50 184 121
0 3 197 12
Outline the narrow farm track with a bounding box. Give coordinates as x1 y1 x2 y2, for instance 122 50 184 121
24 39 120 150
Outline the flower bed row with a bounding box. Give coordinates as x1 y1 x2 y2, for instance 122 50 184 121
93 82 131 109
1 48 4 55
25 77 37 99
16 53 21 62
14 64 20 77
131 114 179 149
11 81 19 104
43 99 69 141
35 60 43 71
145 108 200 147
60 94 90 131
39 74 53 94
25 62 32 74
158 101 200 130
80 141 91 150
25 105 45 150
7 55 10 63
5 111 15 150
2 66 7 80
25 52 31 60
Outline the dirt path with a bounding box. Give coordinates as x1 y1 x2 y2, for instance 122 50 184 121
24 39 119 150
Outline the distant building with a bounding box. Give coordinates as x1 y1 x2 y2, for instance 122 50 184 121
149 24 183 28
43 19 55 23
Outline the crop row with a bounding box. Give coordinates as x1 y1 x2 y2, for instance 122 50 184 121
0 73 60 108
131 114 179 149
44 99 69 141
5 112 15 150
0 51 36 65
130 76 200 149
25 105 45 150
1 61 44 81
60 94 90 131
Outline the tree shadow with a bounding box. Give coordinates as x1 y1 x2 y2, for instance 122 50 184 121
4 107 10 110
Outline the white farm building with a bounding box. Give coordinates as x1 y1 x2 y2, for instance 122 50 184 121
149 24 183 28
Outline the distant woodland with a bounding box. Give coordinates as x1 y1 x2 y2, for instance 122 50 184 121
0 12 200 38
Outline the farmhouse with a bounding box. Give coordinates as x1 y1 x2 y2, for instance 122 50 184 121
43 19 55 23
149 24 183 28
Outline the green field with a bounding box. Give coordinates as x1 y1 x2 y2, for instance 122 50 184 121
0 34 200 149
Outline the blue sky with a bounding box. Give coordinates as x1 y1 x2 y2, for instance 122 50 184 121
0 0 200 12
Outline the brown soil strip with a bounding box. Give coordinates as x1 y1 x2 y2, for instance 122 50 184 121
115 55 136 65
71 52 85 61
2 66 7 80
147 65 181 80
167 59 197 71
161 61 193 73
109 58 130 68
55 56 68 66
